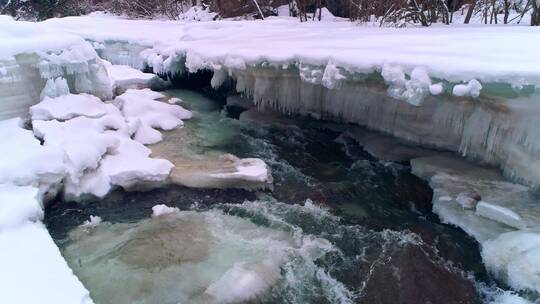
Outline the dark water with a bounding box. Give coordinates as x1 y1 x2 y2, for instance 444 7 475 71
45 89 492 304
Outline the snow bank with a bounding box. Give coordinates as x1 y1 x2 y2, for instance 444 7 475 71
0 185 41 230
0 118 93 303
0 118 64 189
41 15 540 89
29 92 177 200
0 17 112 119
0 222 93 304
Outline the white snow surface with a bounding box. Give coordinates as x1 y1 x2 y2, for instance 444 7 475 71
0 16 89 60
151 204 180 217
104 62 161 93
476 201 526 229
210 156 271 183
31 93 113 120
0 185 41 230
114 89 192 145
482 230 540 293
0 118 64 187
0 222 93 304
38 14 540 88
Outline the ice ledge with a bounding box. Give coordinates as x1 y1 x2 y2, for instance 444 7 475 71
411 155 540 294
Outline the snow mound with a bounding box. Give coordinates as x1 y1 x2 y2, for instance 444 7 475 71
31 93 114 121
151 204 180 217
476 201 526 229
104 62 167 94
482 230 540 293
452 79 482 98
114 89 192 144
0 118 64 188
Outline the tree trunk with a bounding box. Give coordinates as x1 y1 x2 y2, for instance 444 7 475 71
464 1 476 24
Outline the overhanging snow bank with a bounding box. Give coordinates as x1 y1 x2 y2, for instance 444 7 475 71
0 16 111 120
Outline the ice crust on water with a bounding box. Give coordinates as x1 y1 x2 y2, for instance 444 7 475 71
209 156 272 183
411 155 540 296
476 201 526 229
104 61 166 94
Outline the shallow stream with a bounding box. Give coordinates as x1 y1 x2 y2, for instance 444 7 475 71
45 90 496 304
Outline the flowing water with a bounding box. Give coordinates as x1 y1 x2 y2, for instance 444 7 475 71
45 89 496 304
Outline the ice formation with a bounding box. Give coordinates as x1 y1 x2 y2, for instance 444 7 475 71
27 13 540 189
104 61 168 95
114 89 192 145
482 230 540 293
151 204 180 217
30 91 180 200
411 155 540 296
0 119 92 303
452 79 482 98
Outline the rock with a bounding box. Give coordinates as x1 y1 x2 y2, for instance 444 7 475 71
357 245 478 304
456 191 481 209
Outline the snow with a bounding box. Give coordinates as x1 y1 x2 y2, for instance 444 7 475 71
114 89 192 145
31 93 113 120
40 77 70 100
490 291 533 304
452 79 482 98
104 62 165 94
411 154 540 295
210 157 271 183
39 15 540 90
0 222 93 304
0 17 88 60
0 185 41 230
80 215 102 228
476 201 526 229
482 230 540 293
0 118 64 188
151 204 180 217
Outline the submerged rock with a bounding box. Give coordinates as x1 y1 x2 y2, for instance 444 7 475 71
62 209 323 304
358 244 478 304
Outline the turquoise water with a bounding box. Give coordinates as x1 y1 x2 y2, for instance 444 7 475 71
45 89 492 304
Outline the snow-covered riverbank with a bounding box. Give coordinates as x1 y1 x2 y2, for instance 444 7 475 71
1 12 540 304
